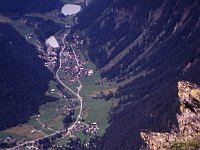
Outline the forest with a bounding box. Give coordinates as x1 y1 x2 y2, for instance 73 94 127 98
0 0 61 14
74 0 200 149
0 23 55 130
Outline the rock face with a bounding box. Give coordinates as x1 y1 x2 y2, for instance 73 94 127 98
141 81 200 149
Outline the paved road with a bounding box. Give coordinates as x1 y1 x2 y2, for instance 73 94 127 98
8 129 66 150
56 34 83 135
8 31 84 150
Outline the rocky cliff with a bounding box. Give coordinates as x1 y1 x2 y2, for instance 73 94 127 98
141 81 200 149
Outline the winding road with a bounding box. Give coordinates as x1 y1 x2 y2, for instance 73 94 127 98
8 32 84 150
56 33 83 135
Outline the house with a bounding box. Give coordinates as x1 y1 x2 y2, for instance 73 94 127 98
50 89 55 93
88 70 94 76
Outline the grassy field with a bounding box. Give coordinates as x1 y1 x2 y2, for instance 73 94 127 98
26 117 43 129
0 66 114 144
39 101 65 130
80 62 117 96
82 96 112 135
9 19 37 46
0 79 80 140
59 60 114 142
0 131 20 139
80 62 113 137
75 131 94 143
6 125 45 140
26 10 74 27
38 80 79 131
80 71 110 96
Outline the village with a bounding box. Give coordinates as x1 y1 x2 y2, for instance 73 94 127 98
35 31 99 139
54 32 99 136
0 1 108 149
0 31 99 150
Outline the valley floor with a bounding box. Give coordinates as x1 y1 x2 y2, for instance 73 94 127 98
0 1 115 149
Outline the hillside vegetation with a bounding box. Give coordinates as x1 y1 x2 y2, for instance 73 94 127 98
75 0 200 149
0 23 54 130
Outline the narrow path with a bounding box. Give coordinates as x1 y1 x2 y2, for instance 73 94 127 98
36 118 58 132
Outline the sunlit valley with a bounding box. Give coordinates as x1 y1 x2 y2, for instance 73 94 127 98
0 0 200 149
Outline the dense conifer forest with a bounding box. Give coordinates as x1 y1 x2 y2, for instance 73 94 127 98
0 0 61 14
0 23 55 130
74 0 200 149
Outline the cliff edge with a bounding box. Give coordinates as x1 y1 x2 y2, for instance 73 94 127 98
141 81 200 149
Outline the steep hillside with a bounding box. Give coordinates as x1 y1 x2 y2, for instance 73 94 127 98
0 23 54 130
141 81 200 149
75 0 200 149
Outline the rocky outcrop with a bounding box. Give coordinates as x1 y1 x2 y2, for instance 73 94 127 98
141 81 200 149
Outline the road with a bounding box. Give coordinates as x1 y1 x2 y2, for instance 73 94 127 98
8 32 84 150
56 33 83 135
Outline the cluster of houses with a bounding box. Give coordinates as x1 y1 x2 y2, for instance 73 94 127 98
56 99 77 118
59 34 94 83
0 32 97 150
25 33 34 40
0 137 17 148
60 50 86 82
35 96 77 131
72 121 99 135
44 46 58 70
0 136 31 149
34 37 59 70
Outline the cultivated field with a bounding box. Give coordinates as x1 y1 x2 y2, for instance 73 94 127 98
6 125 45 140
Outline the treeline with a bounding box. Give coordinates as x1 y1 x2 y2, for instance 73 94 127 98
0 23 55 130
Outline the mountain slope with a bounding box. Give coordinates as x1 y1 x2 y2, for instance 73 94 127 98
141 81 200 149
75 0 200 149
0 23 54 130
